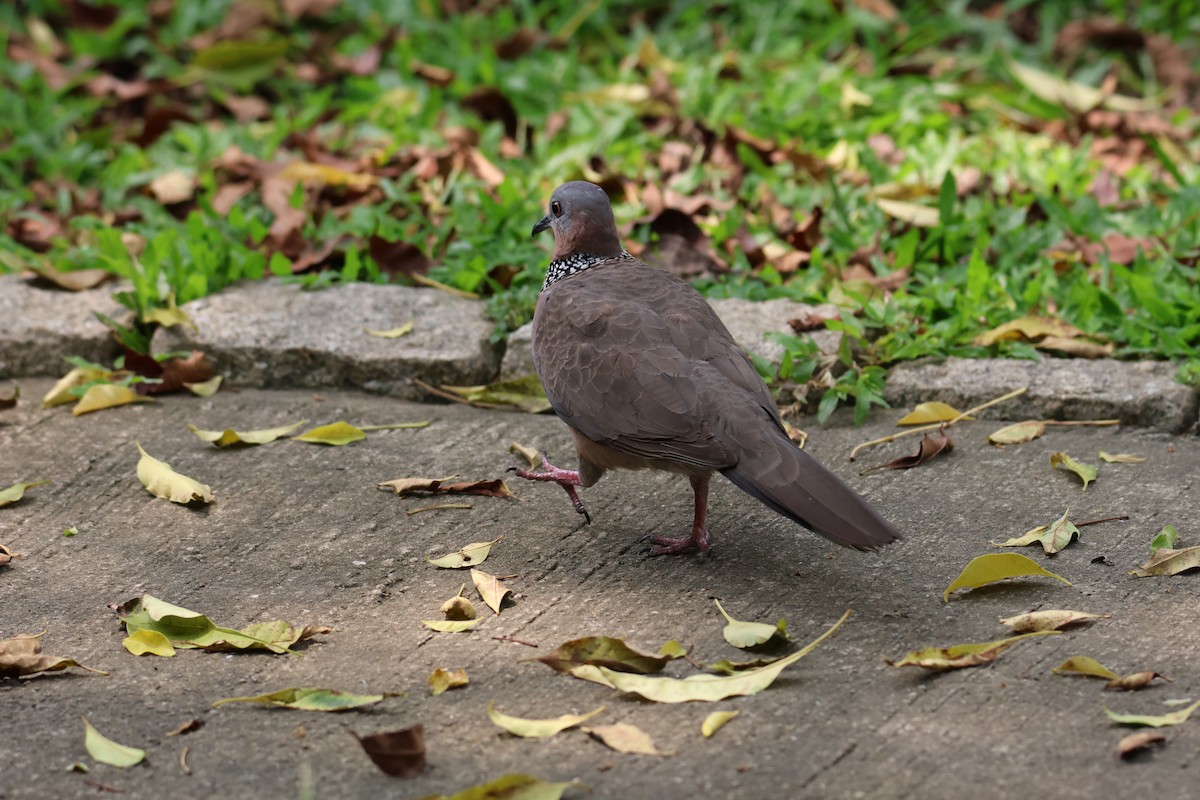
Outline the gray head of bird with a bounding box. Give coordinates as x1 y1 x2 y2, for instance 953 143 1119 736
532 181 624 260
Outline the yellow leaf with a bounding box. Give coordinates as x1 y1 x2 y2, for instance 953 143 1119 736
43 367 113 408
1053 656 1119 680
434 774 582 800
471 568 512 615
277 160 375 190
486 702 604 738
1007 59 1160 114
1050 452 1097 490
148 170 195 205
1035 336 1113 358
364 321 413 338
988 421 1047 445
136 442 213 504
122 629 176 657
427 537 503 569
1103 698 1200 728
291 421 366 446
83 718 146 768
421 619 482 633
839 82 872 112
584 723 673 756
440 375 551 414
888 632 1059 670
943 553 1071 602
1130 545 1200 577
1000 610 1108 633
0 479 50 508
595 611 851 703
428 667 469 696
897 402 969 426
188 421 307 448
714 599 787 649
992 508 1080 554
74 384 152 416
141 292 193 328
184 375 223 397
875 198 939 227
1099 451 1146 464
701 711 739 738
509 441 541 469
974 314 1086 347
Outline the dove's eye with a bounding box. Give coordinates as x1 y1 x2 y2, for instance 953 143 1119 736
551 201 563 217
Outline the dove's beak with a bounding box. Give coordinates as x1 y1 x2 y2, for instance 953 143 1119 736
532 215 552 237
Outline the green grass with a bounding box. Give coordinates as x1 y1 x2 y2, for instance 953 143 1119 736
1 0 1197 420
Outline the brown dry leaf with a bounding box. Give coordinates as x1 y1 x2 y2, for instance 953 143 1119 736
1117 731 1166 758
411 61 455 86
999 610 1108 633
536 636 679 675
0 543 19 566
378 476 513 498
0 632 108 678
149 170 196 205
1106 672 1171 691
26 263 112 291
860 430 953 474
495 28 540 59
1130 546 1200 577
471 568 512 615
354 725 425 777
974 314 1089 347
584 723 673 756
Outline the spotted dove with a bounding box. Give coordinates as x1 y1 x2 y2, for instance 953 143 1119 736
514 181 901 554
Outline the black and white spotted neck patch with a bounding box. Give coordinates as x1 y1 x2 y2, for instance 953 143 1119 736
542 250 637 290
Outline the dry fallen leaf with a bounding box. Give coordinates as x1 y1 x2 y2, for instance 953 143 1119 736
1099 451 1146 464
1103 699 1200 728
596 611 851 703
428 668 469 696
1130 546 1200 577
291 421 367 446
999 610 1108 633
1106 672 1171 691
888 632 1060 670
1053 656 1120 680
714 599 788 649
427 537 503 569
364 321 414 338
0 632 108 677
422 618 482 633
0 479 50 508
378 475 514 498
535 636 680 675
896 402 969 425
471 568 512 615
944 553 1072 602
509 441 541 469
1050 452 1097 490
1117 731 1166 758
993 509 1081 555
74 384 153 415
584 723 673 756
188 420 307 448
353 724 426 777
701 711 739 738
213 687 396 711
83 717 146 768
860 430 953 474
136 442 213 505
988 420 1048 445
486 702 604 738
